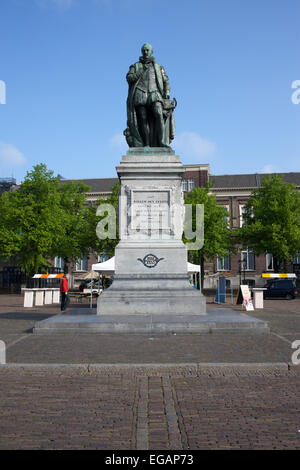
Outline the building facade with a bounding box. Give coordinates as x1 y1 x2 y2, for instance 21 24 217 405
1 168 299 291
62 166 300 290
0 177 17 196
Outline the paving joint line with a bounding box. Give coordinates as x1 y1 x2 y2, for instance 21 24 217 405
170 376 189 450
5 335 29 349
0 362 290 367
136 376 149 450
162 376 183 450
270 332 294 345
130 376 139 450
1 362 298 377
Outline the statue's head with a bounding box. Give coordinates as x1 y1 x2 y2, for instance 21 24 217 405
141 43 153 58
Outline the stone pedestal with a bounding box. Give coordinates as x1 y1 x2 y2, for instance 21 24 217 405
97 148 206 318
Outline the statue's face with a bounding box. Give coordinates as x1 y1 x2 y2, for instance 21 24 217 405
142 44 153 58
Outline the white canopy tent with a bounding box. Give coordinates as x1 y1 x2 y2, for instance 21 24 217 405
92 256 115 275
187 262 200 273
92 256 200 274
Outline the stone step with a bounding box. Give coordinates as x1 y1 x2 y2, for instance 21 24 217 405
33 308 269 334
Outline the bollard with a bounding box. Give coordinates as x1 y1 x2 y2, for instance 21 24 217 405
0 340 6 364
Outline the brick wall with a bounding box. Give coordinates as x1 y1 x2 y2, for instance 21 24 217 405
182 169 209 187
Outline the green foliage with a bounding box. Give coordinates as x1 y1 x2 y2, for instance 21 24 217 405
184 185 233 259
184 185 234 286
240 175 300 271
0 164 92 274
57 180 93 263
94 181 120 257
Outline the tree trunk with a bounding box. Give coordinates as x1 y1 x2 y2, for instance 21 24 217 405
273 257 281 273
63 257 69 275
200 253 205 291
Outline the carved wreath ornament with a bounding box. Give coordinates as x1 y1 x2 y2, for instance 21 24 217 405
137 254 164 268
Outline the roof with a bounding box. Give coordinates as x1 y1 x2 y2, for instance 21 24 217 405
59 172 300 193
61 177 119 193
210 172 300 189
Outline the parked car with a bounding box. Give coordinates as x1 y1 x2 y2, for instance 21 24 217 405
263 279 298 299
83 288 102 296
79 279 101 292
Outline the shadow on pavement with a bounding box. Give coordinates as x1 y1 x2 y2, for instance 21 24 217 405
0 312 57 321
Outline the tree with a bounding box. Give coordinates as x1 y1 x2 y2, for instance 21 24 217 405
0 164 91 275
240 175 300 272
61 180 121 263
184 185 234 288
93 181 120 257
55 179 96 272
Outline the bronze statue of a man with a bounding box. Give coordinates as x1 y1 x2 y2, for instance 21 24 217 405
124 43 176 149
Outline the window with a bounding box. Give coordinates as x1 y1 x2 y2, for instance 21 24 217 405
188 179 195 191
182 180 188 192
54 256 64 271
98 253 110 263
293 252 300 264
76 256 87 271
241 247 255 270
182 179 195 192
239 204 246 227
222 204 230 227
266 253 274 271
217 255 230 271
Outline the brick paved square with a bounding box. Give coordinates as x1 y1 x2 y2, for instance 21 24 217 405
0 294 299 450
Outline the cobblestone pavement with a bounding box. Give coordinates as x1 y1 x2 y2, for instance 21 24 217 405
0 294 299 450
0 365 299 450
4 331 293 364
0 295 299 364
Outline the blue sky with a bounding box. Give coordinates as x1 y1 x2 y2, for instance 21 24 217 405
0 0 299 183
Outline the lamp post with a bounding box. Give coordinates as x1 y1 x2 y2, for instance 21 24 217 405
243 259 246 284
238 258 247 285
238 259 242 286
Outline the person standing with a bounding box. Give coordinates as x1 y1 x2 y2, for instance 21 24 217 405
60 274 69 311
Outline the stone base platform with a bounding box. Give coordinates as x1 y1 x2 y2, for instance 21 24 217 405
97 284 207 316
33 308 269 334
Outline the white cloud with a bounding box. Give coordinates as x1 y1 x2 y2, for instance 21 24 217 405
109 132 127 153
36 0 76 10
260 164 279 174
0 141 27 167
108 130 216 162
173 131 216 162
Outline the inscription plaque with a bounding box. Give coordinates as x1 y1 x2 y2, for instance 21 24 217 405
131 190 170 232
